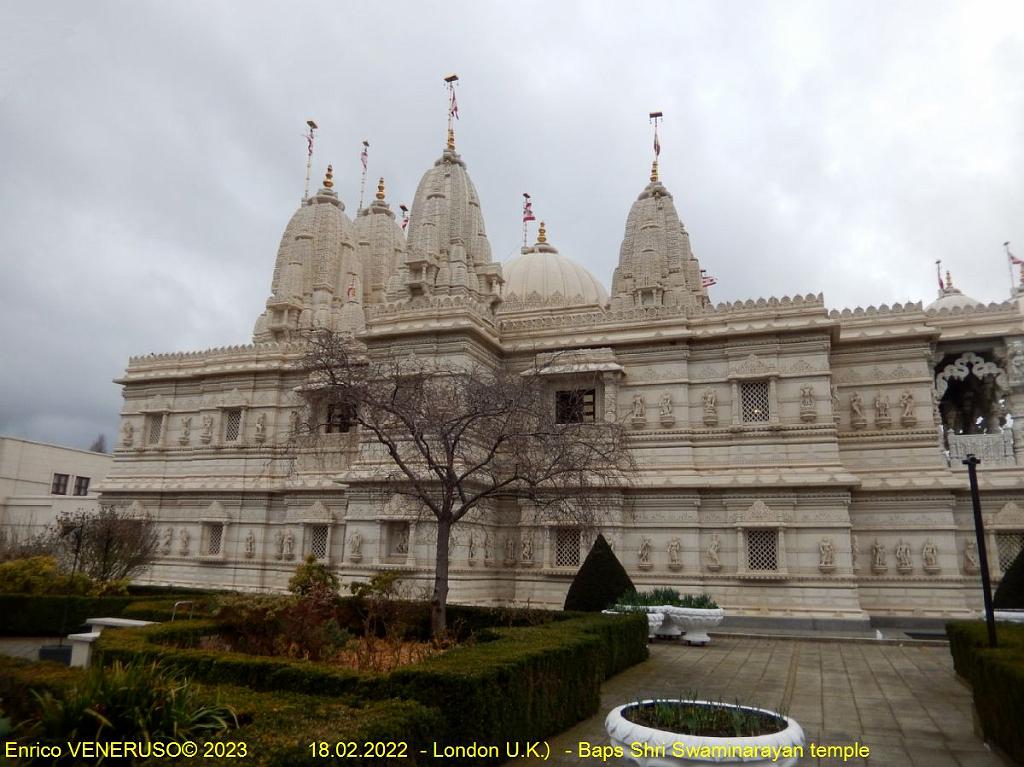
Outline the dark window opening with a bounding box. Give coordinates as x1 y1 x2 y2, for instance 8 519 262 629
73 476 90 496
51 473 69 495
555 389 595 424
326 403 355 434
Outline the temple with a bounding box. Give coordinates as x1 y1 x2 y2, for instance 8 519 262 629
95 116 1024 628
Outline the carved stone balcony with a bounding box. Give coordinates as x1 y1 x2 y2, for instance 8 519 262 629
946 431 1015 467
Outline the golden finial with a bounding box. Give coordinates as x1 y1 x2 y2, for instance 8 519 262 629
945 270 953 289
537 222 547 244
650 160 659 183
447 126 456 151
376 177 385 201
323 164 334 189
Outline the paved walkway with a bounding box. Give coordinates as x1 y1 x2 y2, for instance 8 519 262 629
0 637 56 661
511 637 1009 767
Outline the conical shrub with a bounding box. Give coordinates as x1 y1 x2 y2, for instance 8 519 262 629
994 547 1024 609
563 534 635 612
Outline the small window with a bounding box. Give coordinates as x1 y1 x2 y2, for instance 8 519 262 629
51 473 69 495
555 389 595 424
997 532 1024 572
309 524 329 560
746 529 779 571
73 476 90 496
204 523 224 556
740 381 770 423
554 528 581 567
224 409 242 442
325 403 354 434
146 414 163 444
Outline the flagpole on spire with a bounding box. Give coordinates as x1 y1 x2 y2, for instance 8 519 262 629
649 111 663 182
400 204 409 232
358 140 370 212
444 74 459 150
935 259 944 294
522 193 536 248
1006 241 1024 294
302 120 318 200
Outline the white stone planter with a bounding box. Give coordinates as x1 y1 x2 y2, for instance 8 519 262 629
646 612 664 639
606 700 805 767
995 610 1024 624
611 606 666 639
661 606 724 646
653 605 684 638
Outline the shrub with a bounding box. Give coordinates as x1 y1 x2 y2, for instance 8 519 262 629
0 594 142 636
994 547 1024 609
0 556 93 595
215 591 349 662
563 534 635 612
288 555 340 596
614 589 719 609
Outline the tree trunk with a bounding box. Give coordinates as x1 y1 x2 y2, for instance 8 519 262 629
430 517 452 638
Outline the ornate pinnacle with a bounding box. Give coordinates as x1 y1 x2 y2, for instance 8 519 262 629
376 177 385 201
650 160 659 183
323 164 334 189
537 222 547 244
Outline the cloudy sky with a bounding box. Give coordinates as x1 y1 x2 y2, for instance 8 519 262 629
1 1 1022 450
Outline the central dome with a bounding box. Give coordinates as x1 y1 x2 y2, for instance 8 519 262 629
501 225 608 311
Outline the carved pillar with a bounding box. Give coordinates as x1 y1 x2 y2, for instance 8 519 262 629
603 372 619 422
769 376 780 427
735 528 745 575
730 380 741 428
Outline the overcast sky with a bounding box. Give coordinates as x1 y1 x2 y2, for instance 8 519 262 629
1 1 1022 450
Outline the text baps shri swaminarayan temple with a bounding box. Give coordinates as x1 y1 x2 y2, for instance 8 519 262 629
98 126 1024 629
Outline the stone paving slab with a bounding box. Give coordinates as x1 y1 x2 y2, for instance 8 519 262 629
507 637 1011 767
0 637 55 661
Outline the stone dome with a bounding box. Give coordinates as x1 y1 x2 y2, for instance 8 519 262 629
925 271 982 312
501 226 608 311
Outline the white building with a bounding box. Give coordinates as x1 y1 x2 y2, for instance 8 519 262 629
0 437 112 544
96 130 1024 627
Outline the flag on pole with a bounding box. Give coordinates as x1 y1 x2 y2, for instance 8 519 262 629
1006 241 1024 266
400 204 409 231
654 131 661 157
701 275 717 288
522 193 536 222
449 89 459 120
360 141 369 171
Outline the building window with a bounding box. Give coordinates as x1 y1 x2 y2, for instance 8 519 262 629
146 414 163 444
740 381 770 423
555 389 595 424
309 524 329 560
325 403 354 434
204 523 224 556
223 409 242 442
554 528 581 567
746 529 779 571
73 476 90 496
997 532 1024 572
51 473 69 495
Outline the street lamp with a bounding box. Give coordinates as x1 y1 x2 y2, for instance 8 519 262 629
963 454 998 647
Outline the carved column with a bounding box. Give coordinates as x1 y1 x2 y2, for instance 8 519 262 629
731 380 741 428
769 376 780 427
603 372 619 422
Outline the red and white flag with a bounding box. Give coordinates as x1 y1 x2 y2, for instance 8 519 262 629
360 141 369 171
400 204 409 231
1006 242 1024 266
701 275 717 288
449 89 459 120
654 131 661 158
522 193 536 222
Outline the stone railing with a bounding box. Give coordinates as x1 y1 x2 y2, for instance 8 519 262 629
947 431 1015 467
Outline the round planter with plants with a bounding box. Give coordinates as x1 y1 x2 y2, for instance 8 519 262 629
615 589 723 644
605 698 805 767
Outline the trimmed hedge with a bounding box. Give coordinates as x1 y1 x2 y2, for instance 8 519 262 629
564 533 635 612
0 594 138 635
96 610 648 765
946 621 1024 763
0 657 439 767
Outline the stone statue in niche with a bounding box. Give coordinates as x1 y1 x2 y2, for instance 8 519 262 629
895 539 912 572
179 416 191 445
467 532 477 562
254 413 267 443
121 421 134 447
799 385 816 422
851 534 859 571
638 537 652 569
874 393 892 428
200 414 214 444
667 537 682 569
871 539 887 573
283 530 295 560
289 410 301 435
818 537 835 572
274 531 284 560
705 534 721 570
348 531 362 562
659 392 673 416
963 540 979 574
899 390 917 427
702 389 718 426
1010 341 1024 382
631 393 646 419
161 526 173 555
831 385 841 419
394 525 409 554
850 392 866 429
521 535 534 565
244 531 256 559
921 540 939 573
178 528 190 557
504 535 516 564
483 533 494 564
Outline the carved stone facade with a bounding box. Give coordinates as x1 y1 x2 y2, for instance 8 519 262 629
72 136 1024 625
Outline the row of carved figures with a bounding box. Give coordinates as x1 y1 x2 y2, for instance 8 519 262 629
122 411 303 447
159 526 296 560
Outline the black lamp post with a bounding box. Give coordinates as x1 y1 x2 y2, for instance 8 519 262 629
963 454 998 648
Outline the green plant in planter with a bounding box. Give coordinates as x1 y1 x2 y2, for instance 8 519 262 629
24 660 236 745
614 590 719 609
625 698 787 738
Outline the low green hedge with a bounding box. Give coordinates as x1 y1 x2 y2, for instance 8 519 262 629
96 610 648 766
946 621 1024 763
0 594 140 635
0 657 439 767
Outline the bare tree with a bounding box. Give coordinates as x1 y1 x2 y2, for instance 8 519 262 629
88 434 108 454
49 505 158 582
300 332 634 636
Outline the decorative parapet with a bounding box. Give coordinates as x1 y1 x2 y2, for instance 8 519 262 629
827 301 924 320
709 293 825 314
925 299 1016 317
365 294 498 327
127 341 303 366
947 431 1014 467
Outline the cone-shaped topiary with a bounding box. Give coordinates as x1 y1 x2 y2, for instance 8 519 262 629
994 547 1024 609
564 534 636 612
